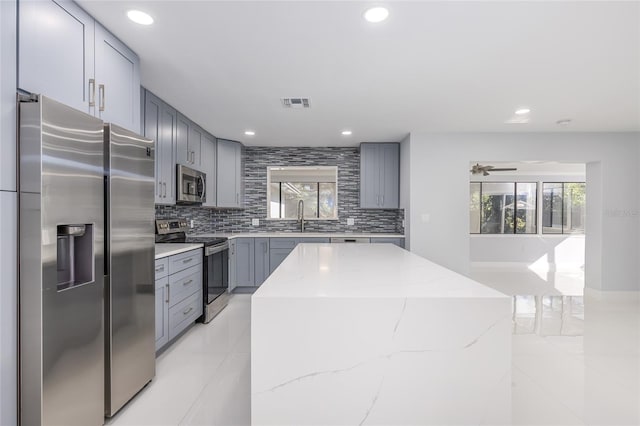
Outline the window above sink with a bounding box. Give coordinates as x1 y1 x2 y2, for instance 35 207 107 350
267 166 338 220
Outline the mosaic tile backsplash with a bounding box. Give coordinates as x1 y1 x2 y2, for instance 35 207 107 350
155 147 404 234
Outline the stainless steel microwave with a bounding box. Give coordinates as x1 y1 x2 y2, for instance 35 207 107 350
176 164 206 204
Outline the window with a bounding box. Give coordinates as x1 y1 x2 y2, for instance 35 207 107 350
470 182 537 234
542 182 585 234
267 167 338 219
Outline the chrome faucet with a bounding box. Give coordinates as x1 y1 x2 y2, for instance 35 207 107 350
297 199 305 232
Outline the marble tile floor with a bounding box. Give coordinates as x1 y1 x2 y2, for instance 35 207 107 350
108 277 639 426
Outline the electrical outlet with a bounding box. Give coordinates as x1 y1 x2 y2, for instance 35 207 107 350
252 218 260 226
190 219 195 228
347 218 355 226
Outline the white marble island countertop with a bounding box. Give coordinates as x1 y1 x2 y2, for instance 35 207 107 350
254 243 503 299
251 244 512 425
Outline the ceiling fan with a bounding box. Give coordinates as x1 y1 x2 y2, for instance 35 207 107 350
470 163 518 176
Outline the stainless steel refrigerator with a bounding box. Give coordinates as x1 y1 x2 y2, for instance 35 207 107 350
104 123 155 417
19 95 156 425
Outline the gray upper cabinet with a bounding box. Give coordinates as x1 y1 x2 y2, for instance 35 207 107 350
1 0 17 192
143 89 176 205
18 0 94 113
188 125 203 169
176 114 202 169
18 0 140 132
201 133 217 207
360 143 400 209
254 238 270 286
217 139 243 208
94 23 140 132
176 113 190 166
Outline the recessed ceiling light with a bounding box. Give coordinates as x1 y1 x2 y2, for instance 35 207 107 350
244 130 255 136
127 10 154 25
556 119 572 126
341 130 353 136
363 7 389 23
515 108 531 115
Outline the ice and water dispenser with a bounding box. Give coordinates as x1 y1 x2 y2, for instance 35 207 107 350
56 224 94 291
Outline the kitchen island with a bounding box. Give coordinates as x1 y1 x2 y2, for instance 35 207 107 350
251 243 511 425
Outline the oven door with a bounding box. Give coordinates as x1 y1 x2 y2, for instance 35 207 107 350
203 243 229 323
177 164 206 204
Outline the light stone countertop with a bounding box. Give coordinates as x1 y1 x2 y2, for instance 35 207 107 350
193 232 404 239
253 243 505 299
155 243 203 259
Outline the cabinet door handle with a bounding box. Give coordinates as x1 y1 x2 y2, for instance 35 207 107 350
165 283 169 303
163 182 167 197
183 279 193 286
98 84 105 112
183 307 194 315
158 182 162 197
155 264 164 273
191 151 195 163
88 79 96 107
381 195 384 206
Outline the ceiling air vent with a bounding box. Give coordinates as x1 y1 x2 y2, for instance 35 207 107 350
281 98 311 108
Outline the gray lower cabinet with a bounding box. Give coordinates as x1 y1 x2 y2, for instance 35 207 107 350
155 249 202 351
269 248 292 275
234 238 255 287
254 238 270 286
154 276 169 350
18 0 141 132
216 139 243 208
370 238 405 248
268 237 330 275
1 0 17 192
360 143 400 209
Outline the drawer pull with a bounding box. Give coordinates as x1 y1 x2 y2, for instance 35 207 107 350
155 265 164 272
183 279 193 286
183 258 193 264
183 307 194 315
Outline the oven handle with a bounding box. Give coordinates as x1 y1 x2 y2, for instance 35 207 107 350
205 242 229 256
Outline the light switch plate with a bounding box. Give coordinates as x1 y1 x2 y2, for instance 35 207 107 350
347 218 355 226
252 218 260 226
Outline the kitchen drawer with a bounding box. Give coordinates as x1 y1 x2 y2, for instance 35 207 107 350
168 248 202 275
155 258 169 279
169 264 202 307
269 238 299 249
168 291 202 341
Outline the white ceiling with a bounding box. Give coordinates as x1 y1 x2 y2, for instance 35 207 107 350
77 1 640 147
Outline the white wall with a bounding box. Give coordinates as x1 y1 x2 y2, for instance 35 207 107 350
406 132 640 291
399 133 411 250
470 235 585 268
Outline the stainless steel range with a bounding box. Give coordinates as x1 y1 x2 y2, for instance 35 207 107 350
155 219 230 323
